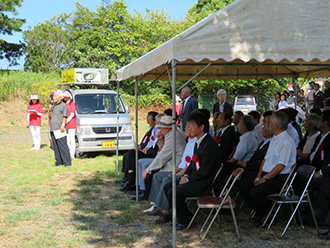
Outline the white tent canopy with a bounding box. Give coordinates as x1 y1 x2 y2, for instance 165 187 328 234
116 0 330 81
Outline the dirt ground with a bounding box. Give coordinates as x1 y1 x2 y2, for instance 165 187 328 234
1 100 330 247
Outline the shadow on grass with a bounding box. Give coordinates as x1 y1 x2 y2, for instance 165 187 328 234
67 160 153 247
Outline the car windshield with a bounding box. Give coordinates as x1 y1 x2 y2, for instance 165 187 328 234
75 94 126 114
236 97 254 105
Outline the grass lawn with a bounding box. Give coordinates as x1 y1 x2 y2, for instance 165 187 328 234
0 124 328 248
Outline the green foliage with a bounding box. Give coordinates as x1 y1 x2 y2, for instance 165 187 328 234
0 70 60 103
23 14 71 72
0 0 25 65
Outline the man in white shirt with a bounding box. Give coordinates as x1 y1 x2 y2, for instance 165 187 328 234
238 111 296 226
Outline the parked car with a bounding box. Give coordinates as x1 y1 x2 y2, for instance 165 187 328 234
233 95 257 114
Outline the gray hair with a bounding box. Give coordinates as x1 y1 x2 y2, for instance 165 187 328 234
217 89 226 96
182 87 191 94
306 113 320 130
271 111 289 131
241 115 255 131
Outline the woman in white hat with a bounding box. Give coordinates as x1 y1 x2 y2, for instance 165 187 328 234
63 90 77 159
26 94 43 150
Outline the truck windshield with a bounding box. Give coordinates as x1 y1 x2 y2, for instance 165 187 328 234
75 94 126 114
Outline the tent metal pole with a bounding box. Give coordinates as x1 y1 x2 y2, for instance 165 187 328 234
171 59 177 248
176 62 213 92
135 77 139 202
116 80 120 172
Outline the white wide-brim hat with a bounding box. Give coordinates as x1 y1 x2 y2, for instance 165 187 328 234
63 90 72 99
30 94 38 100
156 115 176 128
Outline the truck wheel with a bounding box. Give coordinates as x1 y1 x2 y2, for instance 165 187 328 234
75 138 86 158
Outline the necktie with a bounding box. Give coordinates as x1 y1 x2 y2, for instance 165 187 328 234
179 100 185 119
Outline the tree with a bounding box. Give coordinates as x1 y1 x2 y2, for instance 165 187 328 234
24 14 71 72
0 0 25 65
185 0 235 25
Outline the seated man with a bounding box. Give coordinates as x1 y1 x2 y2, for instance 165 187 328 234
238 111 296 226
145 122 197 224
279 108 300 148
164 111 221 230
120 111 159 191
236 113 273 181
141 115 186 198
300 111 330 198
297 113 320 160
313 181 330 240
232 110 244 139
248 110 265 145
227 115 258 164
216 112 239 162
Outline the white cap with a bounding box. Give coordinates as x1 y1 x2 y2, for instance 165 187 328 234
176 95 181 101
54 90 63 98
30 94 38 100
63 90 72 99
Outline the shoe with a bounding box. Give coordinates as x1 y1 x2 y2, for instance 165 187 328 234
154 214 171 224
116 177 127 184
131 192 145 200
30 147 36 150
176 221 188 230
143 205 156 213
319 231 330 240
145 206 163 216
127 190 143 195
64 164 71 167
120 181 135 191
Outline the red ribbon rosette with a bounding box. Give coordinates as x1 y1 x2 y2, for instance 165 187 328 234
319 144 325 161
192 155 200 171
151 136 155 141
214 135 219 141
185 156 191 168
233 146 237 152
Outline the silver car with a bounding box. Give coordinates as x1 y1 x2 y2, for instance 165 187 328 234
233 95 257 114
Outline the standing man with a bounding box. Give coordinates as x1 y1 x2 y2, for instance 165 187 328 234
49 90 71 167
306 81 315 111
178 87 198 131
212 89 233 117
323 81 330 110
313 83 325 110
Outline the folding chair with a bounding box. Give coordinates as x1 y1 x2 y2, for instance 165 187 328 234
187 168 244 241
262 163 297 227
186 163 223 206
263 165 319 238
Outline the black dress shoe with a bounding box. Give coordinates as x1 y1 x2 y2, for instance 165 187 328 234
154 214 171 224
116 177 127 184
120 181 135 191
176 222 188 230
127 190 143 195
145 206 163 216
319 231 330 240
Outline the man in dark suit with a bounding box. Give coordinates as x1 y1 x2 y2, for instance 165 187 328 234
178 87 198 131
215 112 239 163
119 111 159 191
212 89 233 117
313 182 330 240
164 111 220 230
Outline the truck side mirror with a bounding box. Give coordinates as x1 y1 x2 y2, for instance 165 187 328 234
125 105 130 113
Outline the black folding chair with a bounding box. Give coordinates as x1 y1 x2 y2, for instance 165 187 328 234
263 165 319 238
